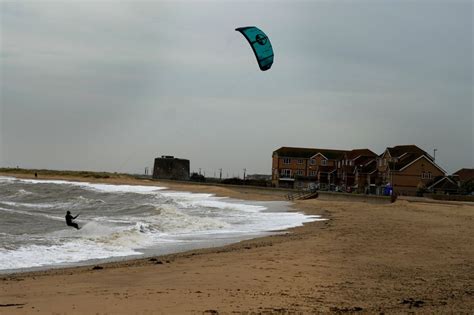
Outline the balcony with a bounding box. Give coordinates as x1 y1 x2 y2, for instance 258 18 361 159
279 175 295 181
278 174 317 181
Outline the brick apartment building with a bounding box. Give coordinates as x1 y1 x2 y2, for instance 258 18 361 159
272 145 447 195
376 145 445 195
271 147 347 189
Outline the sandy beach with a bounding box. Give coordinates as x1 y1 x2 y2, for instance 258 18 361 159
1 174 473 314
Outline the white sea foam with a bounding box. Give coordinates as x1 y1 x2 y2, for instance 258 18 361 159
0 206 64 222
0 220 179 270
0 240 141 270
0 176 15 182
16 178 167 194
11 189 35 197
1 200 66 209
0 178 325 271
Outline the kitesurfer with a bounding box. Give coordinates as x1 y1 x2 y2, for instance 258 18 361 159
65 211 80 229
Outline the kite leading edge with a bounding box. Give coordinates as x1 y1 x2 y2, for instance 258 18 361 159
235 26 274 71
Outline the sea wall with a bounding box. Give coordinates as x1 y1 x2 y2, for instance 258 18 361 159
317 191 393 204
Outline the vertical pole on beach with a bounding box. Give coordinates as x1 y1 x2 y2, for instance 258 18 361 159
219 169 222 180
243 168 246 181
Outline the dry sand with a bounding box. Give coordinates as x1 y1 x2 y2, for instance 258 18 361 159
1 174 473 314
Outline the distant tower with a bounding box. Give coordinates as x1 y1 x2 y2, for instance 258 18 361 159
152 156 190 180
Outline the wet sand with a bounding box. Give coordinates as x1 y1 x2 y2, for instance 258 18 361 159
1 174 473 314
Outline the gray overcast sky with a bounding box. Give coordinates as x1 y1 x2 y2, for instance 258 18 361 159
1 0 472 176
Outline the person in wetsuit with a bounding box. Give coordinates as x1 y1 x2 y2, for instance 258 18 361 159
65 211 80 229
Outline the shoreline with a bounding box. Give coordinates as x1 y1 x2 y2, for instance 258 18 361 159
0 173 323 277
1 172 473 313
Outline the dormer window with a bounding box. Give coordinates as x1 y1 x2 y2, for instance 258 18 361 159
422 171 432 179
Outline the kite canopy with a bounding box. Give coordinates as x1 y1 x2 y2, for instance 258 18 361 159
235 26 274 71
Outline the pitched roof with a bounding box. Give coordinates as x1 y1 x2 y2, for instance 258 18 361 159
388 152 421 171
389 154 446 174
346 148 377 159
453 168 474 181
386 145 432 161
273 147 347 159
354 156 376 166
358 159 377 174
427 176 458 190
383 145 441 172
311 149 347 160
273 147 320 158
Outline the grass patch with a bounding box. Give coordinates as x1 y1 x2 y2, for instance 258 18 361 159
0 167 125 179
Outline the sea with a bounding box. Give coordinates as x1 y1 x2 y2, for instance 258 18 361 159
0 176 323 273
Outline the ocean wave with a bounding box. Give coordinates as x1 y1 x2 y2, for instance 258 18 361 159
0 176 16 182
0 240 141 270
161 191 266 213
12 189 35 197
150 204 231 234
15 178 168 194
0 178 324 271
0 200 66 209
0 206 64 222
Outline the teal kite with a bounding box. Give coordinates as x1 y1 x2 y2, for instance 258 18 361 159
235 26 274 71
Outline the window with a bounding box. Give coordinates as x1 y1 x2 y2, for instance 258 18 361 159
310 170 316 176
296 170 304 176
281 169 291 177
283 158 291 164
297 159 303 164
321 159 327 166
421 172 432 179
310 159 316 165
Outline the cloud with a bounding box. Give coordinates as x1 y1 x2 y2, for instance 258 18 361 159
1 0 472 174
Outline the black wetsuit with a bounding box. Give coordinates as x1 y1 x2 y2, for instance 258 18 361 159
65 213 80 229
